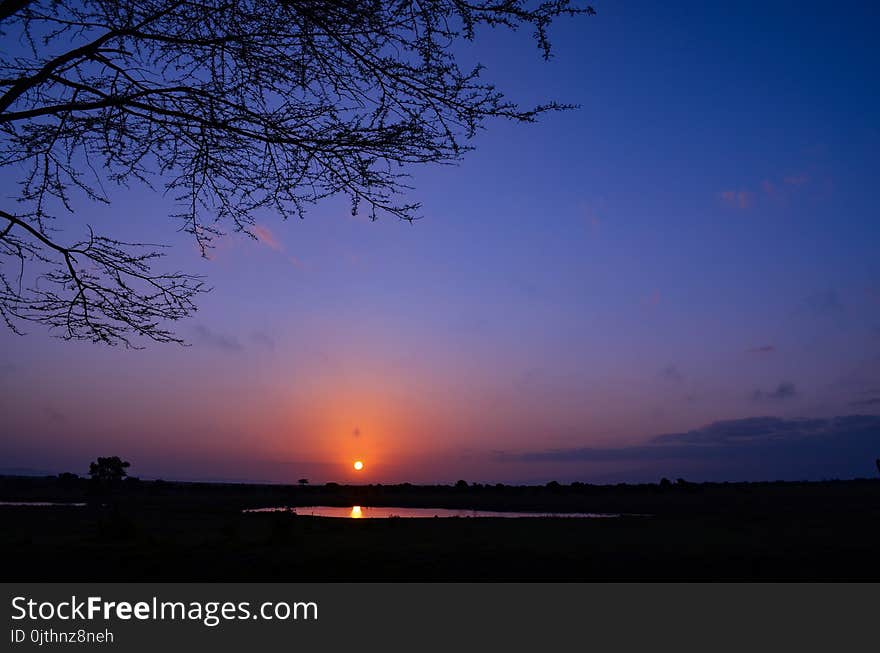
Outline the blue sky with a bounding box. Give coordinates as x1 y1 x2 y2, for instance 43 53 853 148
1 1 879 483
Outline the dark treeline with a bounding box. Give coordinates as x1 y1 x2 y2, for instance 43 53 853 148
3 474 880 581
3 473 880 580
3 473 880 517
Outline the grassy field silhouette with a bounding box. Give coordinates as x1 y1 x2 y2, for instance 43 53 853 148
3 475 879 581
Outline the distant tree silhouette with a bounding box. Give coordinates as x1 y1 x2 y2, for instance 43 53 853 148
298 478 309 486
88 456 130 484
455 479 469 490
57 471 80 487
0 1 594 345
876 458 880 476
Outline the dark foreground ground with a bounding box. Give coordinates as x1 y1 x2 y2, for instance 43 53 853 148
2 475 880 580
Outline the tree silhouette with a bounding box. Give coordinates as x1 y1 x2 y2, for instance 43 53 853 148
0 1 593 346
88 456 130 483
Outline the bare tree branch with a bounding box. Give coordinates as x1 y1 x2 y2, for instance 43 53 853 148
0 0 33 23
0 0 593 345
0 209 205 346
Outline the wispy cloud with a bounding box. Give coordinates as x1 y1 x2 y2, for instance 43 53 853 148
784 174 809 186
659 364 683 383
251 224 283 251
578 200 604 233
726 172 811 206
719 190 754 209
751 381 797 402
493 415 880 480
804 289 844 316
850 397 880 408
250 331 276 350
497 415 880 463
515 367 544 390
194 325 243 352
249 224 306 270
642 290 661 307
288 255 305 270
45 407 67 425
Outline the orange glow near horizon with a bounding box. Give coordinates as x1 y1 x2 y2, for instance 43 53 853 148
353 460 364 471
350 505 363 518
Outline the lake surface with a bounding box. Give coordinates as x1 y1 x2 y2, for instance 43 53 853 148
243 505 622 518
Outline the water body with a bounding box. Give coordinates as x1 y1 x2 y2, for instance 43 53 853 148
243 505 624 518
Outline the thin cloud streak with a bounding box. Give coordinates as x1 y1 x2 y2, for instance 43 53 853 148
194 325 243 352
751 381 797 402
493 415 880 480
251 224 283 251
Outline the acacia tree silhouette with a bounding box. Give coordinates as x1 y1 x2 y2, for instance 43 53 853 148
0 1 593 346
88 456 130 483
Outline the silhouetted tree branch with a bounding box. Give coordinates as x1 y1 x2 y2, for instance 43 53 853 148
0 0 593 345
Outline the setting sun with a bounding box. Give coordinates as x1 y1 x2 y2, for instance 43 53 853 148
353 460 364 471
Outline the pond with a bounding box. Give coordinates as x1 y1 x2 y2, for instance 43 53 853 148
243 505 623 519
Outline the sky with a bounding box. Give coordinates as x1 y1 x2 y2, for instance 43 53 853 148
2 1 880 484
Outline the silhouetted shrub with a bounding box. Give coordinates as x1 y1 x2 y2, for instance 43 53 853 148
88 457 130 484
57 472 80 488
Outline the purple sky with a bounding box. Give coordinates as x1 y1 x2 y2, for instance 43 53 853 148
2 1 880 484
